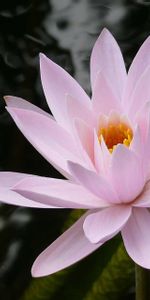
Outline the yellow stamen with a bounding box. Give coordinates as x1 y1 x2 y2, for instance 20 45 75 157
98 122 133 153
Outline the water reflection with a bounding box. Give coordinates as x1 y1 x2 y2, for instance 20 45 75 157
0 0 150 299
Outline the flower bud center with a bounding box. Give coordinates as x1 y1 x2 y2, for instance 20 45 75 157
98 122 133 153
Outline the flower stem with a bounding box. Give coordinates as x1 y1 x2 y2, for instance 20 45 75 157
135 264 150 300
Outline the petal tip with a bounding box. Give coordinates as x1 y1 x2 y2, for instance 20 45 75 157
39 53 50 69
31 263 38 278
98 27 113 42
4 95 12 104
31 256 47 278
39 52 46 60
101 27 110 35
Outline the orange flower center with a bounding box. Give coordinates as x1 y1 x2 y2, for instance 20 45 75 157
98 122 133 153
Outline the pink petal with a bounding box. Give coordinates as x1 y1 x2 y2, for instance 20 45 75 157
13 176 108 209
32 212 102 277
40 54 90 131
133 180 150 208
66 94 94 132
6 107 81 178
68 161 119 204
135 106 150 178
100 135 111 174
122 208 150 269
92 72 121 115
94 131 103 173
73 118 94 169
83 205 131 243
111 145 144 203
90 28 127 100
130 126 143 158
0 172 50 208
5 96 49 117
127 66 150 118
123 35 150 106
0 190 53 208
94 131 110 175
0 171 26 188
135 101 150 142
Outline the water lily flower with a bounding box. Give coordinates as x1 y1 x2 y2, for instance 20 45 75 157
4 28 150 277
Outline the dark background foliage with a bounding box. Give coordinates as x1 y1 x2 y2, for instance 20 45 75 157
0 0 150 299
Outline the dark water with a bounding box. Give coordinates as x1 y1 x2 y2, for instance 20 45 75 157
0 0 150 299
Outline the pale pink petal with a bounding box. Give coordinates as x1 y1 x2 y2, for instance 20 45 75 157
13 176 108 208
92 72 121 115
133 181 150 208
94 131 110 175
135 101 150 142
94 131 103 173
40 54 90 131
100 135 111 174
6 107 81 178
127 66 150 118
0 171 27 188
123 35 150 106
73 118 95 170
66 94 95 133
83 205 131 243
130 126 143 158
111 145 145 203
5 96 49 117
122 208 150 269
134 103 150 177
90 28 127 100
0 172 51 208
32 212 102 277
0 189 53 208
68 161 119 204
135 109 150 178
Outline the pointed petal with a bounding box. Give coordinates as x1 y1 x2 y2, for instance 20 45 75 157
6 107 81 178
135 101 150 142
90 28 126 100
127 66 150 117
122 208 150 269
40 54 90 131
111 145 144 203
73 118 94 168
92 72 121 115
130 126 143 158
123 36 150 106
0 172 50 208
134 102 150 177
133 181 150 208
100 135 111 174
94 131 103 173
66 94 94 132
13 176 107 208
32 212 102 277
0 171 26 188
84 205 131 243
94 131 110 175
5 96 49 117
0 189 53 208
68 161 119 204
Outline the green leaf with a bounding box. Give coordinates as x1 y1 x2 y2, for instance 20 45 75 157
83 242 134 300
